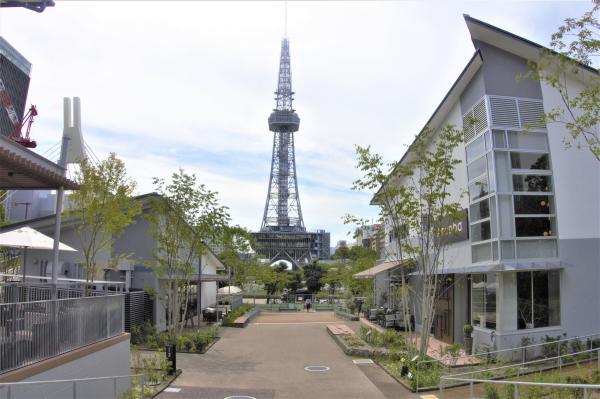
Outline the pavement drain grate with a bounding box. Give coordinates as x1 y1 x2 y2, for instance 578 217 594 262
304 365 330 372
352 359 374 364
164 387 182 393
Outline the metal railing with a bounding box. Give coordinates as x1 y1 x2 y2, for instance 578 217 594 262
0 294 124 374
415 332 600 391
0 374 143 399
439 348 600 398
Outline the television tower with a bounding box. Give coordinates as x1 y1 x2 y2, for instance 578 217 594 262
260 37 305 233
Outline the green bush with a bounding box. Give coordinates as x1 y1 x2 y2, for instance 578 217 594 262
483 383 499 399
359 326 407 351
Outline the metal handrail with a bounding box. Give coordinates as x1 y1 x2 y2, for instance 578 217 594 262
439 348 600 399
0 374 144 399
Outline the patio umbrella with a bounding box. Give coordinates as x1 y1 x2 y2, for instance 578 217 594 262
217 285 242 294
0 226 77 280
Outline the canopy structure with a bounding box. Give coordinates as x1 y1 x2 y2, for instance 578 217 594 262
409 260 565 276
217 285 242 294
353 260 409 279
0 226 76 251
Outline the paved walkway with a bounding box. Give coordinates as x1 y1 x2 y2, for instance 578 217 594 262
158 311 418 399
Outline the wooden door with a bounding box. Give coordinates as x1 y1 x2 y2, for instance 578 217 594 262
434 274 454 344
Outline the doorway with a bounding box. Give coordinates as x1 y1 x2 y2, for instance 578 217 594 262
434 274 454 344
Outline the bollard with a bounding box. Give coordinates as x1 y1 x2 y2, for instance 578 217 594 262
166 344 177 375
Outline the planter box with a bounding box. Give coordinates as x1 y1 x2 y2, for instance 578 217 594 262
223 307 260 328
335 309 359 321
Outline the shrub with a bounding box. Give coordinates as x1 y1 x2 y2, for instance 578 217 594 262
483 383 499 399
463 324 474 336
176 335 194 352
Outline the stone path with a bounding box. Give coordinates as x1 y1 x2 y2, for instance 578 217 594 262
158 311 418 399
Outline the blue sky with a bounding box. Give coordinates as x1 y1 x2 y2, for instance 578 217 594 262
0 1 592 246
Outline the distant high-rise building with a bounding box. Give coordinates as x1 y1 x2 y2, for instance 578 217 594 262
0 37 31 138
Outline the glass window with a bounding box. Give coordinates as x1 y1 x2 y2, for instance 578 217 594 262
498 195 515 238
501 240 515 259
493 130 507 148
517 270 560 329
512 175 552 192
472 242 491 263
516 239 558 258
470 199 490 222
471 221 491 242
487 154 496 191
510 153 550 170
469 177 489 200
485 131 492 151
496 152 512 192
515 217 555 237
468 156 487 181
466 135 486 163
508 131 548 151
471 273 497 329
514 195 553 215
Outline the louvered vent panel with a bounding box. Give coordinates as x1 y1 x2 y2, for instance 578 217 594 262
463 112 476 143
518 99 546 128
490 97 519 127
473 98 488 134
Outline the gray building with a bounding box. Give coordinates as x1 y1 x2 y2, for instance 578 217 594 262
375 15 599 350
0 36 31 138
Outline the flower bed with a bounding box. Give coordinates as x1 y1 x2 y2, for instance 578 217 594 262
131 322 219 353
222 304 258 327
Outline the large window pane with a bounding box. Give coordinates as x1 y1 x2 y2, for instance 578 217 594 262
517 271 560 329
516 239 558 258
466 135 486 163
493 130 507 148
470 199 490 221
507 131 548 151
498 195 514 238
514 195 553 215
485 274 497 329
469 177 490 200
501 240 515 260
472 274 485 327
515 217 555 237
471 274 497 330
472 242 491 263
468 156 488 181
471 221 491 242
510 153 550 170
517 272 533 329
513 175 552 192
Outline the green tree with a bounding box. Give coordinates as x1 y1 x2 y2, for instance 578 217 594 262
303 261 325 293
286 270 303 294
67 153 141 285
321 266 344 296
257 263 289 303
527 0 599 160
147 169 230 334
218 225 257 289
332 246 350 262
347 124 464 357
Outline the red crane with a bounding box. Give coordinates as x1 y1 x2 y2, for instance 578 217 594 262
0 77 37 148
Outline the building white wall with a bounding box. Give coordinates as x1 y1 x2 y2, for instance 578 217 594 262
541 76 600 240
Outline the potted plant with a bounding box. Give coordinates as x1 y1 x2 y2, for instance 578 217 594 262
464 324 474 355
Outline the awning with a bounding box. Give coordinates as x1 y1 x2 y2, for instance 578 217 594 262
409 260 565 275
353 260 410 279
0 136 78 190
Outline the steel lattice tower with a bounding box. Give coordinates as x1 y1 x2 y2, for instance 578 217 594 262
254 37 319 269
261 37 305 233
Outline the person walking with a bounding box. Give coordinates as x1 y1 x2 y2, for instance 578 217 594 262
305 297 312 312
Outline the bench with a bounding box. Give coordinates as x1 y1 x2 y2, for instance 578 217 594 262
327 324 355 335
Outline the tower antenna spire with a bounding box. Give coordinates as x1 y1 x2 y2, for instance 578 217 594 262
284 1 288 38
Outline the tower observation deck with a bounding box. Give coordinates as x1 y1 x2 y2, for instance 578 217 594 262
253 37 329 268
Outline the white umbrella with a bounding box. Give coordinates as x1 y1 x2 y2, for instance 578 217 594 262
217 285 242 294
0 226 77 280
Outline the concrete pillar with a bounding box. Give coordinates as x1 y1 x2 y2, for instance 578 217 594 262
497 271 517 332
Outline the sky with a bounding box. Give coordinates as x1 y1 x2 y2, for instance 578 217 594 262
0 1 592 246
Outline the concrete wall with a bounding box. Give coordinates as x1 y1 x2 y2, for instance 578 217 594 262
9 340 131 399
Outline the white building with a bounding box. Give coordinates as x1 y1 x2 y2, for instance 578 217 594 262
374 15 599 350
